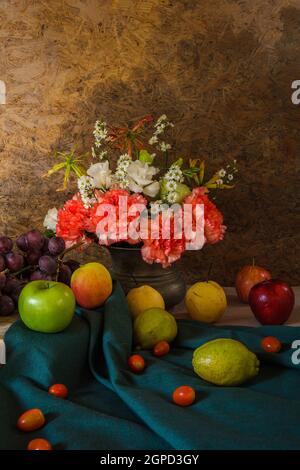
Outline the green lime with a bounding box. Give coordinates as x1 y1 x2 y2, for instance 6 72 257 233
192 338 260 386
133 307 178 349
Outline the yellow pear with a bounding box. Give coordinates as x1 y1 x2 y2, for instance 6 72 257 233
126 285 165 319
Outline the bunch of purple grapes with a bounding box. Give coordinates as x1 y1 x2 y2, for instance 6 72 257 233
0 230 79 317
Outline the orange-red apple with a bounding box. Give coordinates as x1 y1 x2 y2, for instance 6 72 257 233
71 262 112 309
235 264 271 303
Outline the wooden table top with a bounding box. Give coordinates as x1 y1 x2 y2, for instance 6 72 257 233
1 286 299 364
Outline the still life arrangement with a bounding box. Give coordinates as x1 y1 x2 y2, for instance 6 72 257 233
0 115 296 451
43 114 238 267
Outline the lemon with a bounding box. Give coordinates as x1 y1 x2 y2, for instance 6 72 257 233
133 307 178 349
185 281 227 323
192 338 260 386
127 285 165 319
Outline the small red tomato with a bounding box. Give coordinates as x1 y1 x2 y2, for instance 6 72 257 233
27 438 52 451
172 386 196 407
153 341 170 357
261 336 282 353
48 383 68 399
128 354 145 373
17 409 45 432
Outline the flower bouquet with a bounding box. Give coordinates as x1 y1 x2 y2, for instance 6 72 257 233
44 114 237 305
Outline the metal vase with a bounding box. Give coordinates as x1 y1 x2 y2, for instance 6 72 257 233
109 245 186 309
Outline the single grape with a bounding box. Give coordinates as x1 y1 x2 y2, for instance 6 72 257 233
5 252 24 272
11 284 24 305
0 295 15 316
0 236 13 254
16 234 29 252
64 259 80 273
30 270 52 281
3 278 20 295
0 272 6 290
26 230 44 251
26 251 42 266
48 237 65 256
58 264 72 285
0 254 6 271
38 255 57 275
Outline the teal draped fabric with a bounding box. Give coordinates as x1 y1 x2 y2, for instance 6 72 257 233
1 281 300 450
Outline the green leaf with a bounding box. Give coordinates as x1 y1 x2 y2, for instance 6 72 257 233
43 162 66 177
199 161 205 184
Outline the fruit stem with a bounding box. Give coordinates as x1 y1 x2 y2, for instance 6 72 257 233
252 257 255 267
58 240 87 261
55 240 87 281
11 265 33 278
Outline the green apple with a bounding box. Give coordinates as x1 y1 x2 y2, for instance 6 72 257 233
18 281 76 333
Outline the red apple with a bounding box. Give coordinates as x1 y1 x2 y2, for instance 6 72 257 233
249 279 295 325
235 264 271 303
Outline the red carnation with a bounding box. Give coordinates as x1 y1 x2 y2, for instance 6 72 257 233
89 189 147 245
141 210 186 267
183 187 226 244
56 196 91 246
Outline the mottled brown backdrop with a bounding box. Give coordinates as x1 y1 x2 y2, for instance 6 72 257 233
0 0 299 285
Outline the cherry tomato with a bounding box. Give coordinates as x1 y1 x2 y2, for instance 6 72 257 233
128 354 145 373
27 438 52 451
261 336 282 353
153 341 170 357
48 383 68 399
17 409 45 432
172 386 196 407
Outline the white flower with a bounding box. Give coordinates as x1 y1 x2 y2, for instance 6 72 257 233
78 175 95 189
165 165 184 183
98 150 108 160
148 135 158 145
92 147 108 160
143 181 160 198
93 120 108 147
155 124 165 136
228 174 233 181
126 160 159 193
118 153 132 163
118 161 130 171
43 208 58 232
160 141 171 152
150 200 163 215
87 161 112 189
155 114 167 125
216 179 223 186
77 176 96 208
167 192 177 204
166 180 177 191
218 169 226 177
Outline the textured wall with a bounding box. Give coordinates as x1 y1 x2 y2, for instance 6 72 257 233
0 0 299 285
